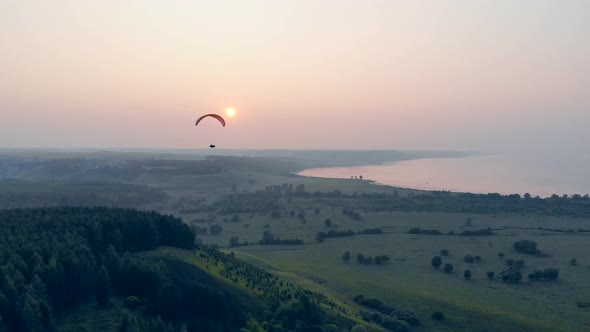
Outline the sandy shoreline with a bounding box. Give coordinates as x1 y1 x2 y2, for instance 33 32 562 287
297 155 589 197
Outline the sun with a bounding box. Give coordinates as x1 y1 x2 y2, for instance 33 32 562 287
225 107 236 117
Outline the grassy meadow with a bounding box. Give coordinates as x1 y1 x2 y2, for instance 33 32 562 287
2 150 590 331
192 192 590 331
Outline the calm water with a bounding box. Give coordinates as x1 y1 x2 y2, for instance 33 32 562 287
299 153 590 197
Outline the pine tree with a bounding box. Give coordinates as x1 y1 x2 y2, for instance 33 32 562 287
118 313 131 332
105 245 121 283
45 259 66 314
20 299 41 332
96 265 112 306
39 300 56 332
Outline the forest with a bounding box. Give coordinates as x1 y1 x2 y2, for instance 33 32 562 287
0 207 360 332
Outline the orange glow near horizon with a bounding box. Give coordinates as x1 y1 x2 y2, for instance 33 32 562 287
0 1 588 151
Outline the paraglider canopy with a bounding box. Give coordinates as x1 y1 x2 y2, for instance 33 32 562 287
195 114 226 127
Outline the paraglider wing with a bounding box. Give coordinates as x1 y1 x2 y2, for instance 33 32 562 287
195 114 226 127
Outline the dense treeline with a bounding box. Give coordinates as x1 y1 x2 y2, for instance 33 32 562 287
409 228 494 236
200 187 590 221
259 230 304 245
353 294 420 330
0 157 223 180
0 207 194 331
356 254 390 265
528 268 559 281
408 228 442 235
316 230 356 242
459 228 494 236
317 228 384 242
234 187 590 218
0 180 167 209
537 226 590 233
354 192 590 217
360 228 384 235
0 207 357 331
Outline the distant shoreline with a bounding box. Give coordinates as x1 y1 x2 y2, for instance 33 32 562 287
297 170 440 192
297 154 590 197
296 165 434 193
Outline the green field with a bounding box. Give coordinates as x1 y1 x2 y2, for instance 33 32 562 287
2 151 590 331
194 208 590 331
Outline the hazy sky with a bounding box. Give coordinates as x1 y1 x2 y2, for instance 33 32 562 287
1 1 588 152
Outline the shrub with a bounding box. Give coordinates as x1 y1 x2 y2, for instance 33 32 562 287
570 258 577 266
465 217 473 226
353 295 419 326
371 312 384 324
513 259 525 269
192 226 208 235
381 319 407 331
297 210 306 220
209 224 223 235
431 256 442 269
356 297 385 310
501 269 523 283
229 236 239 247
324 219 332 227
513 240 541 255
351 326 367 332
360 311 372 322
444 263 454 273
357 254 366 264
353 294 365 303
464 255 475 263
374 255 390 265
487 271 495 280
431 311 445 321
342 251 351 263
542 268 559 280
350 254 389 265
124 296 143 309
475 255 481 262
342 209 362 221
440 249 449 256
528 270 543 280
463 270 472 280
498 252 505 259
324 324 338 332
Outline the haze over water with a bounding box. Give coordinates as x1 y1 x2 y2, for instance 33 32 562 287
300 153 590 197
